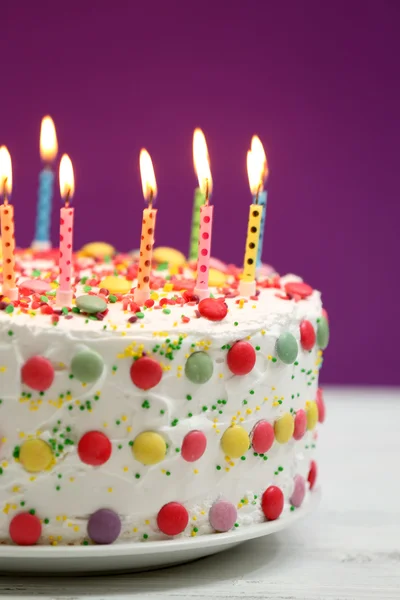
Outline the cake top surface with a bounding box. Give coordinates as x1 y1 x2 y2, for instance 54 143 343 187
0 247 322 340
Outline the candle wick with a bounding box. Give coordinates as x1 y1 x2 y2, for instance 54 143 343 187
65 189 71 208
148 189 154 210
2 177 8 206
205 178 209 204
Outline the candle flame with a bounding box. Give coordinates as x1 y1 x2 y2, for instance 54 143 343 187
193 128 212 198
0 146 12 197
139 149 157 203
247 135 268 196
40 116 58 163
59 154 75 202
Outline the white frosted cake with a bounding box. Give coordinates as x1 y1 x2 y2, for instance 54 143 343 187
0 248 328 545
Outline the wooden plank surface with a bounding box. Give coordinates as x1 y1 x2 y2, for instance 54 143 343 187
0 387 399 599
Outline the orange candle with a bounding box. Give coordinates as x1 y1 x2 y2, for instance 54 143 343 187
134 149 158 305
0 146 18 301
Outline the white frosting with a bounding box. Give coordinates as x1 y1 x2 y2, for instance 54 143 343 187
0 258 324 544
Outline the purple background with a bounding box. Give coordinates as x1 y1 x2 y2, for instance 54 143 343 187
1 1 398 385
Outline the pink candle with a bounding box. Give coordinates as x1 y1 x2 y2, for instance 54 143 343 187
193 129 213 300
195 204 213 297
56 154 75 307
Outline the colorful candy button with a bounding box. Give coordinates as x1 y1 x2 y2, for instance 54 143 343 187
87 509 121 544
308 460 317 489
198 298 228 321
221 425 249 458
261 486 284 521
78 431 112 466
209 501 237 532
76 294 107 314
185 351 213 384
284 281 313 298
293 409 307 441
19 439 53 473
71 350 104 383
133 431 166 465
80 242 115 259
251 420 274 453
208 268 227 287
99 276 132 295
316 388 326 423
19 279 51 294
153 247 186 266
181 430 207 462
157 502 189 536
276 332 298 364
274 413 294 444
21 356 54 391
130 356 162 390
317 316 330 349
227 341 256 376
290 474 306 508
306 401 318 431
9 512 42 545
300 320 316 351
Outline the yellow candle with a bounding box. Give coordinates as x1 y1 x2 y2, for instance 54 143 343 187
239 140 267 297
0 146 18 301
134 149 158 305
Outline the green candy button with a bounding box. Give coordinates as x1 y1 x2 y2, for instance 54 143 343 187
185 351 214 384
71 350 104 383
317 316 330 349
76 295 107 314
276 332 298 364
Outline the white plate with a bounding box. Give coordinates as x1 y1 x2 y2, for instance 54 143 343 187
0 488 320 574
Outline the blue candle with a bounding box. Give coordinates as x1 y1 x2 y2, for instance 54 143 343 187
32 116 58 250
256 190 268 267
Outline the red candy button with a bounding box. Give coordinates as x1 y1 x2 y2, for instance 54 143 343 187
252 420 274 453
285 282 313 299
300 320 316 351
316 388 326 423
21 356 54 391
181 430 207 462
198 298 228 321
293 409 307 440
130 356 162 390
9 512 42 545
78 431 112 466
157 502 189 536
227 341 256 375
308 460 317 489
261 486 284 521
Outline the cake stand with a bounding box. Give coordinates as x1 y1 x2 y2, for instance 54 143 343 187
0 488 320 574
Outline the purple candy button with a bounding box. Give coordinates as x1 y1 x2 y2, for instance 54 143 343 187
209 501 237 532
87 509 121 544
290 474 306 508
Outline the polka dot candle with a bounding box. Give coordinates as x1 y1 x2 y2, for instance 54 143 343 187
56 154 75 307
0 146 17 300
134 149 158 305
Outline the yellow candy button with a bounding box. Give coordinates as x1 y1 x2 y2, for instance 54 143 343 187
133 432 166 465
208 268 227 288
274 413 294 444
99 276 132 295
306 401 319 431
221 425 250 458
80 242 115 259
19 439 53 473
153 247 186 266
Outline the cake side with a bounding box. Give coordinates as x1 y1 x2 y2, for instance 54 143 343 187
0 255 328 545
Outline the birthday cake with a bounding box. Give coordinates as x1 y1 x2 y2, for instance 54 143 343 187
0 246 329 546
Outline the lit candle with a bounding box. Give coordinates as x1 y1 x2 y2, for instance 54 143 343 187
188 129 206 261
0 146 18 301
193 129 213 300
56 154 75 307
32 116 58 250
250 136 269 269
239 137 267 297
134 149 158 305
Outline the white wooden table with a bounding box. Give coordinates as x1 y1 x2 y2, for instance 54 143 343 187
0 387 399 599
